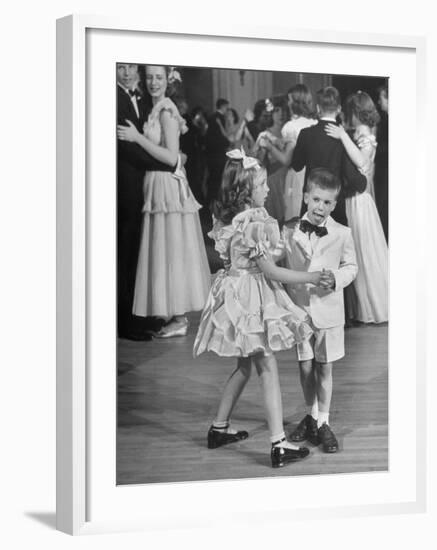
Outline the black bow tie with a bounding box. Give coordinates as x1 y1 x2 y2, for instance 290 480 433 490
128 89 139 98
300 219 328 237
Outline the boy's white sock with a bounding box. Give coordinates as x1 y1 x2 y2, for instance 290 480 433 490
306 401 319 421
317 411 329 428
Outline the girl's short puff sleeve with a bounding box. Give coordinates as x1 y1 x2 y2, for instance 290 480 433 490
234 208 281 260
208 219 233 263
151 98 188 135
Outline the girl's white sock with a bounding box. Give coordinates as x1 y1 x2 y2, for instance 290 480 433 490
270 432 301 450
317 411 329 428
212 420 238 435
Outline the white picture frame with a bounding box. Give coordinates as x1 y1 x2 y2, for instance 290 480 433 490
56 14 427 535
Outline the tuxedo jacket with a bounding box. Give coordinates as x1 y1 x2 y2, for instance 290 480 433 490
283 216 358 328
205 111 229 160
291 120 367 225
117 85 175 221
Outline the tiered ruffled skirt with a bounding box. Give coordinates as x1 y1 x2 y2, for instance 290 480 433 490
193 269 313 357
133 170 211 317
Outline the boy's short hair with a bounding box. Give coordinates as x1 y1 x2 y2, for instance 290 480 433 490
253 98 267 121
316 86 341 113
306 167 341 196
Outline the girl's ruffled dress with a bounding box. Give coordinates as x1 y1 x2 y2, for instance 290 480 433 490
133 98 211 318
193 208 313 357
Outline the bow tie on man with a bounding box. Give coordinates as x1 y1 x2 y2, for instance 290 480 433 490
128 89 140 98
300 219 328 238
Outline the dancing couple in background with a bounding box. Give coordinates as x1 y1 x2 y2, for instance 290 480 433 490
117 64 210 340
258 85 388 324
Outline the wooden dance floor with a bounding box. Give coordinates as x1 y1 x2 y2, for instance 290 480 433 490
117 314 388 485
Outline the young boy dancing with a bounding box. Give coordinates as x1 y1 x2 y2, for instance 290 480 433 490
282 168 358 452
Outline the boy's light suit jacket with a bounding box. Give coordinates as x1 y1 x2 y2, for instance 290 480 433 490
283 216 358 329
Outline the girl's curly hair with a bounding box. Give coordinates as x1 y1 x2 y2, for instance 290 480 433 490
213 159 265 225
344 91 380 129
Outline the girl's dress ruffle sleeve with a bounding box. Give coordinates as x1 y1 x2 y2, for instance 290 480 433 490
208 218 234 264
149 97 188 135
281 121 299 146
234 208 281 260
355 126 377 177
230 208 274 260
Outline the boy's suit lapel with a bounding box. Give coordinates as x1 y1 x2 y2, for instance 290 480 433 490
311 216 336 258
290 225 313 260
286 216 337 261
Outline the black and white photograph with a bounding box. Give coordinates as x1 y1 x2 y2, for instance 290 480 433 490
115 63 389 485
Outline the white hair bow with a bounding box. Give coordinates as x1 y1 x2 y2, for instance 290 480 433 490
168 67 182 84
226 147 260 170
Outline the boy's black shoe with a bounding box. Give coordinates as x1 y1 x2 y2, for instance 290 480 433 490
207 425 249 449
289 415 319 445
271 440 310 468
318 423 339 453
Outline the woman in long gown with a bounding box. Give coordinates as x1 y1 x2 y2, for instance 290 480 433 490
325 91 388 324
264 85 317 221
117 65 211 337
253 96 288 223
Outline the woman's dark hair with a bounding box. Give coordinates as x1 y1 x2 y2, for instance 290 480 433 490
228 108 240 125
271 95 290 120
213 159 265 225
253 99 267 122
344 91 380 128
287 84 315 117
191 105 206 118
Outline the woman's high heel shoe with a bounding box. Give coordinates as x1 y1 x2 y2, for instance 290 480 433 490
155 316 189 338
271 437 310 468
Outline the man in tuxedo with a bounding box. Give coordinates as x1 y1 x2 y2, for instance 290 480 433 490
205 98 230 207
117 63 176 340
291 86 367 225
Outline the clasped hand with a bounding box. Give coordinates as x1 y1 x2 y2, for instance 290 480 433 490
315 269 335 289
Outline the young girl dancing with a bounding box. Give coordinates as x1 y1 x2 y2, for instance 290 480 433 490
324 91 388 323
193 148 327 468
